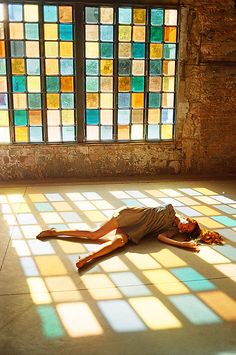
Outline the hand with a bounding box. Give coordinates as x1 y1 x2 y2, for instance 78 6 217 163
182 240 200 252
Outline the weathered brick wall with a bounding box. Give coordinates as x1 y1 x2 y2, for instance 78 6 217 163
0 0 235 181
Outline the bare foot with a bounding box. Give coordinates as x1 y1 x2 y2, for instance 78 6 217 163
36 229 57 239
76 257 90 269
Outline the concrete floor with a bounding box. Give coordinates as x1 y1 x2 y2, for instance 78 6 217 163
0 178 236 355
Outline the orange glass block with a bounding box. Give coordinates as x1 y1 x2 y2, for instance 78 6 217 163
11 59 25 74
61 110 74 124
163 60 175 76
161 124 173 139
45 59 59 75
61 76 74 92
0 111 9 126
15 127 28 142
132 110 143 124
148 109 160 123
47 94 60 109
44 24 58 40
133 26 146 42
24 4 39 22
27 76 41 92
13 94 27 109
118 77 131 92
86 93 99 108
149 77 161 92
118 43 131 58
0 76 7 91
59 6 72 23
150 44 162 59
26 41 40 58
118 125 130 140
85 25 98 41
100 7 114 24
0 41 5 57
29 111 42 125
164 27 177 43
100 77 113 92
119 26 131 42
100 60 113 76
100 93 113 109
132 60 145 75
9 23 24 39
162 93 174 108
133 9 146 24
85 42 99 58
60 42 73 58
132 93 144 108
45 42 58 58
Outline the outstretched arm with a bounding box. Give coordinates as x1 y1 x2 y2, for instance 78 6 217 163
157 233 200 252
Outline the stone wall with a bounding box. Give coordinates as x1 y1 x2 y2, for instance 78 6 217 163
0 0 235 181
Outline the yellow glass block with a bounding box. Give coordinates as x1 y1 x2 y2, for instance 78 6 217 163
85 42 99 58
85 25 98 41
45 59 59 75
61 77 74 92
161 124 173 139
9 23 24 39
0 111 9 126
163 77 175 92
132 93 144 108
151 249 187 267
28 194 48 202
126 252 161 270
100 7 114 24
165 10 178 26
100 77 113 92
15 127 28 142
26 41 40 58
100 60 113 76
59 6 72 23
132 110 143 124
0 76 7 91
44 24 58 40
81 274 122 300
149 77 161 92
132 60 144 75
0 41 5 57
45 41 58 58
164 27 177 42
40 212 64 224
83 210 107 222
163 60 175 75
47 94 60 109
196 246 230 264
194 188 217 195
119 43 131 58
118 77 130 92
13 94 27 109
148 109 160 124
27 277 52 304
57 240 86 253
118 125 129 140
86 93 98 109
133 26 146 42
150 44 162 59
162 93 174 107
192 205 220 216
11 59 25 74
24 4 38 22
60 42 73 58
198 291 236 321
29 111 42 125
62 110 74 124
35 255 67 276
27 76 41 92
100 93 113 109
133 8 146 24
144 270 189 295
119 26 131 42
52 201 72 211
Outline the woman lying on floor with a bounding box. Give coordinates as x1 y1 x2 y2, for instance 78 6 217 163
36 204 224 269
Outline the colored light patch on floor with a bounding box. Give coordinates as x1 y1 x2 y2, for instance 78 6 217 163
0 204 12 213
40 212 64 224
126 252 162 270
211 195 236 204
34 255 67 275
20 225 42 239
11 203 31 213
213 205 236 214
27 239 55 255
151 249 187 267
212 216 236 227
191 205 221 216
110 190 131 199
45 276 82 302
74 201 96 210
137 198 161 207
51 202 73 211
160 189 183 197
59 212 82 222
57 240 86 253
158 197 184 206
196 246 230 264
129 297 182 330
37 305 65 338
83 210 107 222
214 264 236 282
175 206 202 217
125 190 147 198
28 194 48 202
198 291 236 321
215 228 236 242
27 277 52 304
81 274 122 299
65 192 86 201
45 193 64 201
171 267 216 292
82 192 102 200
143 270 189 295
3 214 17 225
175 196 201 206
11 227 23 239
195 217 223 228
16 213 38 225
145 190 167 198
169 294 221 325
99 256 129 272
193 188 217 195
121 199 143 207
12 240 31 256
91 200 114 210
57 302 103 337
20 256 39 276
178 188 201 196
212 245 236 261
195 196 221 205
7 194 25 203
109 271 144 288
34 202 54 212
120 284 151 297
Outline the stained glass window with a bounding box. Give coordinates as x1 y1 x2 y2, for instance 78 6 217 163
0 3 178 143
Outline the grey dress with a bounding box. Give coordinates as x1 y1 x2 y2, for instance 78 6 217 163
114 204 179 244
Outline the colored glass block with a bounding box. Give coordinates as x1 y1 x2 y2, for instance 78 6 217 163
150 44 163 59
86 93 98 108
29 111 42 125
100 77 113 92
60 42 73 58
119 26 131 42
101 25 113 42
163 60 175 76
151 9 164 25
132 93 144 108
15 127 28 142
118 77 131 92
44 24 58 40
163 77 175 91
26 59 40 75
24 5 39 22
61 77 74 92
133 9 146 25
161 124 173 139
164 27 177 43
164 44 176 59
28 93 41 109
118 93 130 108
44 5 58 22
119 43 131 58
47 94 60 109
11 59 25 75
86 109 99 124
132 77 144 92
100 93 113 109
100 43 113 58
165 10 178 26
12 76 26 92
14 110 27 126
62 126 75 141
101 126 112 140
148 124 160 139
132 43 145 59
45 42 58 58
0 94 8 109
162 93 174 107
86 25 98 41
0 41 5 57
162 109 174 123
118 110 130 124
100 60 113 76
86 60 99 75
26 41 40 58
46 77 59 92
45 59 58 75
0 59 6 75
0 24 4 39
30 127 42 142
0 77 7 91
149 77 161 92
86 77 99 92
25 24 39 40
61 110 74 124
149 60 162 75
132 60 145 75
9 23 24 39
61 93 74 108
0 111 9 126
131 124 143 140
27 77 41 92
118 60 131 75
119 8 131 24
150 27 163 42
86 126 99 140
59 24 73 41
133 26 146 42
59 6 72 23
47 110 60 125
100 8 113 24
149 93 161 108
85 42 99 58
13 93 26 109
48 126 61 142
10 41 24 57
118 125 129 140
60 59 74 75
8 4 23 22
85 7 99 23
100 110 113 124
148 109 160 123
0 127 10 143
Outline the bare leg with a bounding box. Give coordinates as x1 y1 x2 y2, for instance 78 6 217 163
36 217 119 240
76 230 128 269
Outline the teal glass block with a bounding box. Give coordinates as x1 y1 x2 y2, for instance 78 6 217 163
118 93 130 108
151 9 164 26
30 127 43 142
28 94 41 109
132 43 145 59
46 76 59 92
86 109 99 124
0 59 6 75
119 8 131 24
149 60 162 75
59 24 73 41
164 44 176 59
100 25 113 42
44 5 58 22
60 59 74 75
86 60 99 75
8 4 22 21
12 76 26 92
150 26 163 42
25 24 39 40
118 109 130 124
132 77 144 92
10 41 25 57
162 109 174 123
100 43 113 58
148 124 160 140
85 7 99 23
26 59 40 75
101 126 112 140
149 93 161 108
61 94 74 109
62 126 75 141
86 77 99 92
14 110 28 126
118 60 131 75
0 94 8 109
